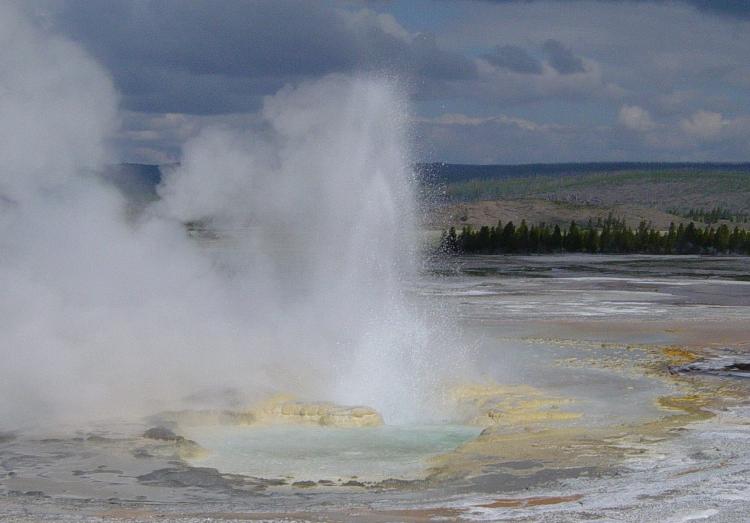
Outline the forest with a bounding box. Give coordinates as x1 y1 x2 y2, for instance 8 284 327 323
667 207 750 225
440 215 750 255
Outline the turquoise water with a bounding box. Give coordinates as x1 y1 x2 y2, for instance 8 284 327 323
185 424 481 482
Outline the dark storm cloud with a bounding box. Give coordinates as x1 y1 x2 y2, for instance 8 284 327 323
471 0 750 19
47 0 476 114
542 40 586 74
410 33 479 80
34 0 750 163
482 45 543 74
56 1 353 76
685 0 750 19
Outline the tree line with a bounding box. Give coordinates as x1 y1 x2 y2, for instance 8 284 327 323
667 206 750 225
440 215 750 255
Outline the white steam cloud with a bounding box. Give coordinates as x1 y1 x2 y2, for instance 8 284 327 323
0 4 462 428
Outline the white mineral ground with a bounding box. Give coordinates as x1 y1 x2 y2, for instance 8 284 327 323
2 256 750 521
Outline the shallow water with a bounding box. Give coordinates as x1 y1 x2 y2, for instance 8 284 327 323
423 254 750 321
185 425 481 482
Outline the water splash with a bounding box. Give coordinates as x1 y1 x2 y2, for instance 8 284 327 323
0 4 467 427
156 75 451 422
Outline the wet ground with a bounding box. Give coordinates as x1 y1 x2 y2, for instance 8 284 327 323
2 255 749 521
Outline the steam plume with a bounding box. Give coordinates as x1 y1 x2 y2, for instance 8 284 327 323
0 4 462 428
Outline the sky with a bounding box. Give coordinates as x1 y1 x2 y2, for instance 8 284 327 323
20 0 750 164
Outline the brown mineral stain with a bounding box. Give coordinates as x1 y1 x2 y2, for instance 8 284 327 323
479 494 583 508
657 394 713 418
662 346 699 365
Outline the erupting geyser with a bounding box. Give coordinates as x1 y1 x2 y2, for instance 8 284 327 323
0 3 463 428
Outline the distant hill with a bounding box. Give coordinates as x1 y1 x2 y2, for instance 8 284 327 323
428 198 708 231
417 161 750 185
420 162 750 230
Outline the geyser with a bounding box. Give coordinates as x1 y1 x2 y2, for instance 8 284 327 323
0 4 464 428
156 75 442 422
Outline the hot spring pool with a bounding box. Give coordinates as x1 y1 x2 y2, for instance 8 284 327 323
184 424 481 483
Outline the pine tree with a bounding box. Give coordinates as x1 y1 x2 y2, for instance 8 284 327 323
565 221 582 251
551 225 563 252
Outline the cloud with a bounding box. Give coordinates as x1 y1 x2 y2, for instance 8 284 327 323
112 111 266 164
43 0 476 115
679 110 727 139
417 111 610 163
420 113 562 132
482 45 543 74
618 105 657 131
29 0 750 163
469 55 624 107
680 111 727 139
542 39 586 74
417 107 750 163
